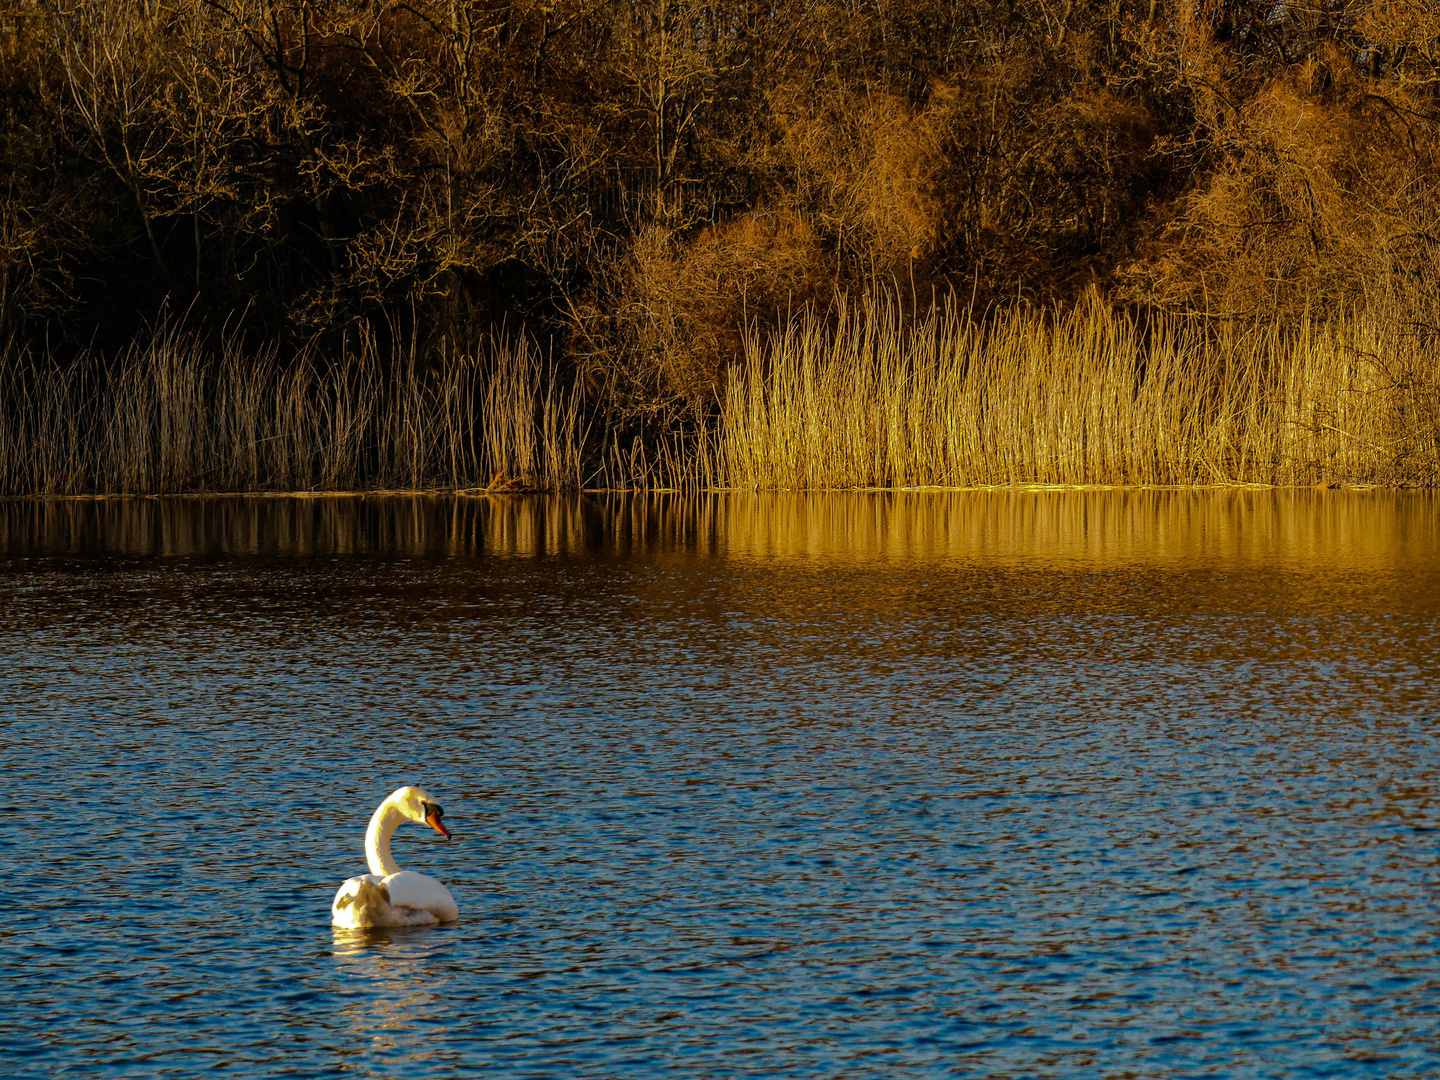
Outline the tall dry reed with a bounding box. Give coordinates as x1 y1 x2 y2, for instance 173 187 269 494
0 328 586 495
5 294 1439 495
718 293 1440 488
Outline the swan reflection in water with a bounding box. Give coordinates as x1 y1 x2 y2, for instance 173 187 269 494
331 924 459 1064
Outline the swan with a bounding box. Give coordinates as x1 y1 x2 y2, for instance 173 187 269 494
331 785 459 929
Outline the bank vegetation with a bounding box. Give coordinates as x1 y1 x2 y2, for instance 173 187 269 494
2 0 1438 491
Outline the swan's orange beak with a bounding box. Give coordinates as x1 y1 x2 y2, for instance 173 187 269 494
425 810 451 840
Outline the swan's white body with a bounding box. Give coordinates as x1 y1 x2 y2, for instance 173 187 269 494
332 786 459 929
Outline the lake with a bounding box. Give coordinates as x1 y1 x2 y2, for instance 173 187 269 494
4 489 1440 1078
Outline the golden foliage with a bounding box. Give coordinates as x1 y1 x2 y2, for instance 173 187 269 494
5 0 1440 476
570 210 830 416
0 330 585 495
717 291 1440 488
1126 41 1440 318
769 86 946 268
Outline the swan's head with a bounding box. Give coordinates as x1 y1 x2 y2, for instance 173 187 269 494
391 785 452 840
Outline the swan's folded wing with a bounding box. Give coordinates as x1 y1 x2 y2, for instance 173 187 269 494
382 870 459 922
332 874 401 928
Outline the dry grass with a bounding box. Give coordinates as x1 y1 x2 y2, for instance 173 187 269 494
6 292 1440 495
717 293 1440 488
0 328 585 495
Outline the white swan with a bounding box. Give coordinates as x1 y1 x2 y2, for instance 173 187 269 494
331 785 459 929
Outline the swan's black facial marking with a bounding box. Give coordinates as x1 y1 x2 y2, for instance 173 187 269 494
420 801 451 840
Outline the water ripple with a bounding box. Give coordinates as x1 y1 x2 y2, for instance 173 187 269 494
3 492 1440 1077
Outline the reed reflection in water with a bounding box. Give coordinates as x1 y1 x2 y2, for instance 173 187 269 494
2 487 1435 565
3 490 1440 1079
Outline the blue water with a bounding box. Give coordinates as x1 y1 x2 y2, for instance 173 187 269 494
4 491 1440 1078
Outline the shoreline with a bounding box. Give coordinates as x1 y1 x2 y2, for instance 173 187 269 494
1 481 1412 501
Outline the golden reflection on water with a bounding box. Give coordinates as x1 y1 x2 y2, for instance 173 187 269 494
694 489 1440 566
331 926 453 1068
1 489 1436 565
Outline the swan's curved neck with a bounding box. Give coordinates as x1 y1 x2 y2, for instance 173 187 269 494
365 798 406 876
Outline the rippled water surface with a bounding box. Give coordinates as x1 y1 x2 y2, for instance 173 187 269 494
5 490 1440 1078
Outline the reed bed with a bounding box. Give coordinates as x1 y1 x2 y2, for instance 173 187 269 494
0 329 585 495
4 294 1439 494
719 294 1440 488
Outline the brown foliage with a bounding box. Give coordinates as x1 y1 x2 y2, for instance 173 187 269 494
3 0 1440 429
769 86 946 272
1126 38 1440 316
570 210 829 416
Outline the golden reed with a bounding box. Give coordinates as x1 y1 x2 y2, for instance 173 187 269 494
0 328 585 495
714 292 1440 489
3 292 1437 494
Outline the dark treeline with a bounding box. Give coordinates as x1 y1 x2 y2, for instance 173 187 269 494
2 0 1438 423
